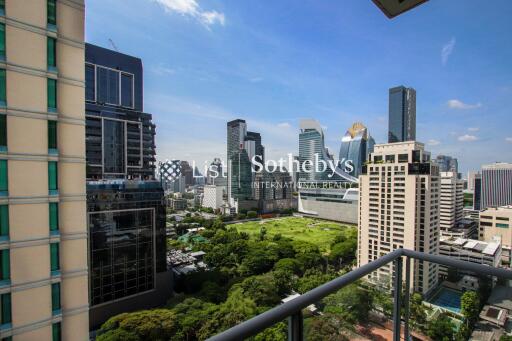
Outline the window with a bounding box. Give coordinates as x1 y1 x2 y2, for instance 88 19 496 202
48 161 58 193
85 64 95 101
0 0 4 15
0 69 6 106
0 205 7 238
496 223 509 228
121 73 133 107
103 119 125 174
47 0 56 27
47 37 57 70
50 243 60 273
0 293 10 326
97 67 119 105
51 283 60 313
0 23 5 59
48 120 57 151
47 78 57 111
49 203 58 233
52 322 61 341
0 160 6 194
0 114 5 148
0 249 8 282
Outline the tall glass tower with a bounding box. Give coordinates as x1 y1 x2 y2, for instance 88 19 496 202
388 86 416 143
338 123 375 177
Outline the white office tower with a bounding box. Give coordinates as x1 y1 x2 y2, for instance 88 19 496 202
358 141 440 294
481 163 512 209
202 185 225 210
439 172 464 232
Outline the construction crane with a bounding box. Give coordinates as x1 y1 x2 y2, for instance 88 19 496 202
108 38 118 52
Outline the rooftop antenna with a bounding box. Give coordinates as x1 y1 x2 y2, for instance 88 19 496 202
108 38 118 52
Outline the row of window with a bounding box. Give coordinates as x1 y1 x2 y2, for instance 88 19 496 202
86 64 134 108
1 296 61 340
0 201 58 240
0 160 58 194
0 116 57 151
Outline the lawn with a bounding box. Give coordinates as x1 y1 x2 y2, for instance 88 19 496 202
233 217 356 253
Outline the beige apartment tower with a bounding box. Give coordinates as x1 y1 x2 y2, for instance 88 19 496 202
0 1 88 340
480 206 512 266
358 141 439 295
439 171 464 232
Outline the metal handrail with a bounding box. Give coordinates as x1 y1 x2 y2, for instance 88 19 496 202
207 248 512 341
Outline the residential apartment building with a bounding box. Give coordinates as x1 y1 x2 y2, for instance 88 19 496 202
439 171 464 232
0 1 89 340
202 185 225 210
481 163 512 209
439 236 501 278
358 141 439 294
480 206 512 266
84 44 171 328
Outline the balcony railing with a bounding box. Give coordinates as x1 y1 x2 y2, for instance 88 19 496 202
207 248 512 341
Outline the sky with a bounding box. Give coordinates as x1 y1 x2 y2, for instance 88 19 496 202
85 0 512 176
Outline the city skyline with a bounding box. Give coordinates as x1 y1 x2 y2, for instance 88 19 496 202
86 0 512 175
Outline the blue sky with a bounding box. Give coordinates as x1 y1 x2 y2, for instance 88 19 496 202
86 0 512 175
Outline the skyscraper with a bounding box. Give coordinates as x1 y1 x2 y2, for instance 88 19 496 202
481 163 512 209
358 141 439 294
0 1 89 339
338 122 375 177
85 44 171 328
435 155 458 173
388 86 416 143
226 119 263 203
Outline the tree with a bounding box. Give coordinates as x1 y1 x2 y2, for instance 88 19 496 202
254 322 287 341
409 293 427 331
461 291 480 325
96 309 179 341
323 283 373 325
427 313 455 341
172 298 219 340
306 314 350 341
238 273 281 307
247 210 258 219
295 269 335 294
273 258 302 275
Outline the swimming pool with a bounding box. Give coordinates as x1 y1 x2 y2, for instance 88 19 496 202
428 287 462 313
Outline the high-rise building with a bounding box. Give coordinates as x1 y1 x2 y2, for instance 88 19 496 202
358 141 439 294
473 173 482 211
467 171 480 192
0 1 89 339
388 86 416 143
481 163 512 209
85 45 171 328
439 172 464 232
226 119 260 203
480 206 512 266
338 122 375 177
435 155 459 173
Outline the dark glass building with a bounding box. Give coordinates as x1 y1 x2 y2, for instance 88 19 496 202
227 119 256 202
85 43 156 180
85 44 171 329
388 86 416 143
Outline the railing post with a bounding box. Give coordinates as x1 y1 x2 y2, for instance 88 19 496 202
392 256 402 341
404 256 411 341
288 310 303 341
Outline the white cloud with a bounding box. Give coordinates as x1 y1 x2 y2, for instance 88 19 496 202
441 37 456 65
152 0 225 27
467 127 479 132
151 63 176 76
427 139 441 146
458 134 478 142
447 99 482 110
506 137 512 143
277 122 291 129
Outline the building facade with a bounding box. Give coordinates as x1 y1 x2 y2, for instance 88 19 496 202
388 86 416 143
85 43 156 180
358 141 439 294
227 119 254 203
481 163 512 209
439 236 501 278
480 206 512 266
439 171 464 232
202 185 225 210
338 122 375 178
0 1 89 340
436 155 458 174
84 45 170 329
